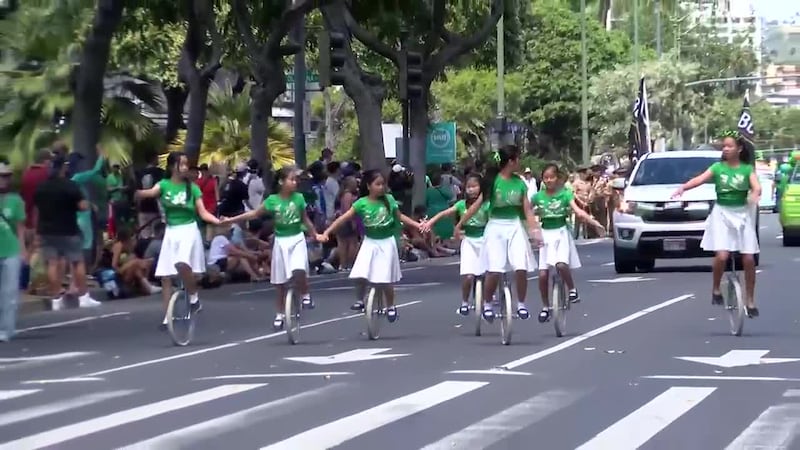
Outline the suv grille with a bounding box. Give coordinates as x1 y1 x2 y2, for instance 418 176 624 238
639 201 711 223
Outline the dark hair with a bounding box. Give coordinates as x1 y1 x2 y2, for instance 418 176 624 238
165 151 192 201
429 170 443 186
326 161 340 174
116 228 132 243
541 163 560 180
272 165 296 193
464 173 482 208
718 131 754 165
480 145 521 200
359 169 390 211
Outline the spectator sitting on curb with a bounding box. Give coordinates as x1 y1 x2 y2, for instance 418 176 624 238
207 225 267 282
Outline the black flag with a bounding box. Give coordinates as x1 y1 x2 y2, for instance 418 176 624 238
628 76 651 165
736 90 755 153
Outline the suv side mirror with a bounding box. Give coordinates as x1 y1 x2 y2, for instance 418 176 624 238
610 178 626 190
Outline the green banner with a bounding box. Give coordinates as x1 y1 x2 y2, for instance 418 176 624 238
426 122 456 164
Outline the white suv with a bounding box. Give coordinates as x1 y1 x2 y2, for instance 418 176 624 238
611 150 759 273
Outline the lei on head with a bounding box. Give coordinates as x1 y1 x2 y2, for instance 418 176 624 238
491 151 501 163
718 129 739 139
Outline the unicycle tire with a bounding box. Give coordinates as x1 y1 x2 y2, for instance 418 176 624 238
284 288 301 344
725 274 745 336
365 286 383 340
473 278 484 336
166 289 195 346
500 285 513 345
552 278 568 337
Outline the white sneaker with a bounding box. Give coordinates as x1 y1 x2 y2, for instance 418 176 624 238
147 284 162 295
51 297 64 311
78 294 102 308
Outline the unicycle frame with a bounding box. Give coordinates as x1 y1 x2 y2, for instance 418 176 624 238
497 273 514 345
723 254 745 336
284 286 302 344
472 275 484 336
364 285 386 340
551 268 569 337
166 277 196 347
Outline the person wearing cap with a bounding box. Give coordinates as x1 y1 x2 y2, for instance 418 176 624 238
33 152 102 310
0 157 26 341
217 163 249 218
523 167 538 200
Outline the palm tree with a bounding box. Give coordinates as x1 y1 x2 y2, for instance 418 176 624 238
166 81 294 167
0 0 161 168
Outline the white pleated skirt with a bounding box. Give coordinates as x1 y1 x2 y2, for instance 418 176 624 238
271 232 309 285
460 236 486 276
701 204 760 254
349 236 402 284
538 226 582 270
480 218 537 273
155 222 206 277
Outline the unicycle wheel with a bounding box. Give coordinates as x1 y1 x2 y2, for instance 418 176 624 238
500 285 513 345
166 289 195 346
365 286 383 340
284 288 301 344
724 276 745 336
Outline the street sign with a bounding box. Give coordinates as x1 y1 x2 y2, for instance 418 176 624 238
587 276 655 283
676 350 800 368
426 122 456 164
284 348 410 365
286 71 321 92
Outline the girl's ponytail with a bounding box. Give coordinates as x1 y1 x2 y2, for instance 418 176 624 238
480 145 520 201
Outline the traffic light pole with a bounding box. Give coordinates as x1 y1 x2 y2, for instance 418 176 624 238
292 18 307 169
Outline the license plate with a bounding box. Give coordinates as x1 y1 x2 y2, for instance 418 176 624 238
664 201 683 209
663 239 686 251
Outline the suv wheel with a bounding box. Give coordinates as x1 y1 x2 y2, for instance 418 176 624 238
636 260 655 272
613 245 637 274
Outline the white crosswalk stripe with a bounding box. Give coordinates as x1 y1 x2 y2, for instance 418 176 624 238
0 383 799 448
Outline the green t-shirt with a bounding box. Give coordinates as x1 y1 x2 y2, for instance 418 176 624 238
710 161 753 206
107 172 124 202
352 194 398 239
159 179 202 226
533 188 574 229
0 193 25 258
263 192 306 237
455 199 489 238
489 175 527 219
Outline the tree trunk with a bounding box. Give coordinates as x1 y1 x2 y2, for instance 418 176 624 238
250 85 274 193
409 93 430 208
181 77 210 165
71 0 125 161
163 86 188 143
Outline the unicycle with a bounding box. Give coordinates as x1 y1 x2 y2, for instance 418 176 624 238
284 286 302 344
166 278 197 346
551 267 570 337
472 275 484 336
364 285 386 340
722 254 745 336
497 273 514 345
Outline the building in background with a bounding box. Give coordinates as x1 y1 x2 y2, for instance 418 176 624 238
762 24 800 107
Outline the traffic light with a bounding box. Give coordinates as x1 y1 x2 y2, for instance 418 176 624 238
319 30 348 88
400 51 423 100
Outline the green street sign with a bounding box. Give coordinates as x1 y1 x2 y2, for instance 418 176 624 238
426 122 456 164
286 72 319 84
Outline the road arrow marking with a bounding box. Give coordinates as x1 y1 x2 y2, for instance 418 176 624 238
588 276 656 283
285 348 410 366
676 350 800 368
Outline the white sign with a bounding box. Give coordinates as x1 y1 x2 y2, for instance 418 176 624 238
587 276 656 283
676 350 800 368
285 348 410 365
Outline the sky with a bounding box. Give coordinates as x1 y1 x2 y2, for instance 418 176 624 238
757 0 799 21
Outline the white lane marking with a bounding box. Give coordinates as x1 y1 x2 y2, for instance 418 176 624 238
783 389 800 397
234 276 349 296
0 352 97 371
0 390 135 427
576 387 716 449
576 238 610 246
777 234 783 239
499 294 693 370
447 370 532 376
0 390 40 402
82 301 422 377
22 377 104 384
527 275 539 280
602 262 615 266
725 403 800 449
17 312 130 333
260 381 488 450
644 375 800 382
420 389 584 450
0 384 265 450
119 383 344 450
317 283 442 292
195 372 352 380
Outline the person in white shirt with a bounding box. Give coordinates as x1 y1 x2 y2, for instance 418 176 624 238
207 226 265 281
523 167 539 200
323 162 341 223
244 160 265 211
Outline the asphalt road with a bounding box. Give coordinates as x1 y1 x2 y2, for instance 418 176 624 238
1 213 799 449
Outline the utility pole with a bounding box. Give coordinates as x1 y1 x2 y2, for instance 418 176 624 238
494 13 507 149
580 0 589 164
292 17 307 169
323 88 334 149
655 0 662 58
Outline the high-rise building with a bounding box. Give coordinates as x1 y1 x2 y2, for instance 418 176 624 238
762 25 800 107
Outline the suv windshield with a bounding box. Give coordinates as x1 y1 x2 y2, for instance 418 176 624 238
630 157 718 186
